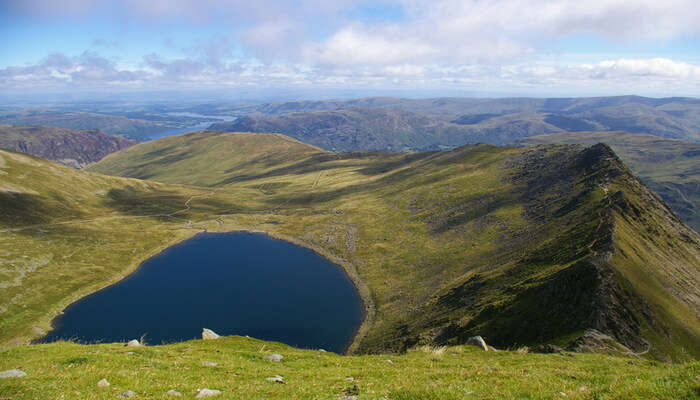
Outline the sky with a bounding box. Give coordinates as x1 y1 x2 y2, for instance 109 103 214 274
1 0 700 99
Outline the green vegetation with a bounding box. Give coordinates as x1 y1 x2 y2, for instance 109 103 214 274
519 131 700 232
2 131 698 369
0 125 135 168
2 336 699 400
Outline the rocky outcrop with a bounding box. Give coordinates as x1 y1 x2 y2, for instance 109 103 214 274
201 328 220 340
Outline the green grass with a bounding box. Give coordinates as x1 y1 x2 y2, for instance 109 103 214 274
2 336 699 400
2 132 699 366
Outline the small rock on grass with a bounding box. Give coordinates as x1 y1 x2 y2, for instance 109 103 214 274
266 375 285 384
202 328 220 340
126 339 141 347
118 390 137 398
201 361 218 367
264 353 283 362
166 390 182 397
466 336 489 351
196 389 221 398
97 378 110 387
0 369 27 378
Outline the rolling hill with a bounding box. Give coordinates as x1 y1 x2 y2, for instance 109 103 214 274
88 131 700 361
518 131 700 233
0 125 136 168
205 95 700 144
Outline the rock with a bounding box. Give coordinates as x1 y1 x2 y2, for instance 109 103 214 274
339 396 358 400
195 389 221 398
202 328 220 340
264 353 283 362
266 375 285 384
97 378 110 387
201 361 218 367
0 369 27 378
118 390 137 398
345 377 355 382
166 390 182 397
532 344 566 354
126 352 135 355
126 339 141 347
466 336 489 351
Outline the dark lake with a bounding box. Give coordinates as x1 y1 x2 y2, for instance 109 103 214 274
38 232 365 353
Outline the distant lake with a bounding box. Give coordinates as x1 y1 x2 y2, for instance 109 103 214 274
38 232 365 353
146 112 237 140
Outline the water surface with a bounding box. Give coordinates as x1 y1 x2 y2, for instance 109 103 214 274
39 232 364 353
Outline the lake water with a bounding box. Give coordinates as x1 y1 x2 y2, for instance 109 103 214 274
38 232 365 353
146 112 237 141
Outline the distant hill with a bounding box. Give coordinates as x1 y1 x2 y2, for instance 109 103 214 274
518 131 700 233
205 95 700 146
0 110 201 140
0 125 135 168
89 132 700 361
208 107 560 151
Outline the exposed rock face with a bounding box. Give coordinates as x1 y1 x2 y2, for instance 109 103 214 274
0 369 27 378
201 328 220 340
466 336 489 351
0 124 135 168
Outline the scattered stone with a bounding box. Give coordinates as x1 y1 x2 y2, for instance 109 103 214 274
202 328 220 340
201 361 218 367
264 353 283 362
166 390 182 397
532 344 566 354
97 378 110 387
385 359 393 364
339 396 358 400
126 339 141 347
345 377 355 382
126 352 135 355
195 389 221 398
118 390 137 398
266 375 285 384
466 336 489 351
0 369 27 378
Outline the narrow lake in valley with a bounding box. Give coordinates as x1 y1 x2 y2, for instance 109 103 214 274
146 112 237 140
38 232 365 353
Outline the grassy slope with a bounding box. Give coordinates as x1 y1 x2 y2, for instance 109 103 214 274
518 131 700 232
87 131 700 361
2 337 699 400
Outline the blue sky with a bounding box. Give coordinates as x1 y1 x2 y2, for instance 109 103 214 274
2 0 700 98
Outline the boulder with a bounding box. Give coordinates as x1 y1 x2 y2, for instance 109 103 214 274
196 389 221 398
166 390 182 397
202 328 220 340
266 375 285 384
97 378 110 387
264 353 283 362
126 339 141 347
201 361 218 367
466 336 489 351
0 369 27 378
532 344 566 354
118 390 137 398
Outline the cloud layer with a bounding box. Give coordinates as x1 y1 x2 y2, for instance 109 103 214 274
2 0 700 95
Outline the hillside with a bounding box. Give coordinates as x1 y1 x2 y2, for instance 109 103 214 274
2 336 698 400
204 95 700 143
0 110 205 141
87 132 700 361
208 107 560 151
518 131 700 233
0 125 136 168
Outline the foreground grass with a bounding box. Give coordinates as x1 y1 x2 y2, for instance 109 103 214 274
1 337 698 399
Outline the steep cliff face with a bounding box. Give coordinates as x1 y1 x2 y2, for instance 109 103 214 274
0 125 135 168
